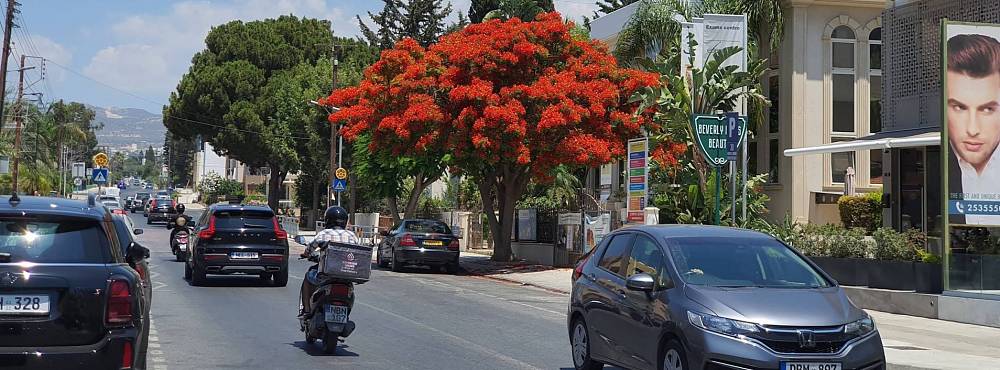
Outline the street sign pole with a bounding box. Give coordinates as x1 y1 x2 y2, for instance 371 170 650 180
725 112 740 225
715 166 721 225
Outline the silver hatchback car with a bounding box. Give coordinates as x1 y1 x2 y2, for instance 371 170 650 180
568 225 885 370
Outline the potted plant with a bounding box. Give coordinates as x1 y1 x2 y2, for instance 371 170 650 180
867 228 917 291
914 250 943 294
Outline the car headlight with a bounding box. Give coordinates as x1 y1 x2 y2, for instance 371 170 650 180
844 316 876 336
687 311 759 337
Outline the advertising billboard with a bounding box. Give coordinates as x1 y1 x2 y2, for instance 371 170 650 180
944 22 1000 226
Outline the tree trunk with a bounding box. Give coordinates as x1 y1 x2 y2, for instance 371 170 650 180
478 166 531 262
267 165 284 210
387 196 401 223
403 172 435 219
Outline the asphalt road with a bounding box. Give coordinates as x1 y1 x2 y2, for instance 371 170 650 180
125 209 583 370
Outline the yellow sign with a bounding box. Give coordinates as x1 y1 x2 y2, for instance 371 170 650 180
335 167 348 180
93 153 109 168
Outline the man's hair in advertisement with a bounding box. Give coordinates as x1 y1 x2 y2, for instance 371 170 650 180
948 33 1000 78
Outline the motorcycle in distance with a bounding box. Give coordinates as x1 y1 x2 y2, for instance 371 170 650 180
167 206 192 262
299 240 372 354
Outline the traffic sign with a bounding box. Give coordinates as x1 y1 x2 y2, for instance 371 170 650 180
92 169 109 184
332 179 347 192
73 177 82 186
691 114 747 167
335 167 348 180
93 153 109 168
725 112 741 161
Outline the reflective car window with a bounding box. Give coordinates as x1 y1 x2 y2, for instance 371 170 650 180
0 215 112 263
112 217 134 256
667 237 832 288
213 210 275 229
626 235 669 287
597 234 633 276
403 220 450 234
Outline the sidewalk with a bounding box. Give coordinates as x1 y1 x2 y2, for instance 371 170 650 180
458 252 1000 370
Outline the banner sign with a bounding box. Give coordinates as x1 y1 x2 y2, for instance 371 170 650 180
703 14 748 72
626 138 648 223
680 19 705 74
692 114 747 167
584 213 611 253
944 21 1000 226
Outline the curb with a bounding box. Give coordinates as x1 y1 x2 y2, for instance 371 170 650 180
460 263 571 295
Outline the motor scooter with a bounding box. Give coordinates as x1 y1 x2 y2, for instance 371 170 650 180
170 216 192 262
299 242 357 354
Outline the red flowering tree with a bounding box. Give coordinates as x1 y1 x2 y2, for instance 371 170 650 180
327 13 657 261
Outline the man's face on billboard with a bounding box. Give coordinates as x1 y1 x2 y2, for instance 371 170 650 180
947 70 1000 174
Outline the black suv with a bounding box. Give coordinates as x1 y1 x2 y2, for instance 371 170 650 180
0 195 150 369
185 204 290 286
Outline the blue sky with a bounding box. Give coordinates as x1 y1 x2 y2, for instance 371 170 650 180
16 0 598 113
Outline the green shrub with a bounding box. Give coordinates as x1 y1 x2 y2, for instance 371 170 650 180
837 192 883 233
793 224 868 258
917 249 942 264
872 228 918 261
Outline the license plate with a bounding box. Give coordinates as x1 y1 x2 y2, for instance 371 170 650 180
0 295 49 315
422 240 443 246
324 305 348 324
230 252 259 259
781 363 841 370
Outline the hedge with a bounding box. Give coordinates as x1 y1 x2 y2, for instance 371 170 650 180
838 192 882 233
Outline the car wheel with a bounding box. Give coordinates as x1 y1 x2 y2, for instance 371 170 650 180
191 265 207 286
661 339 688 370
377 248 389 268
390 248 403 272
445 262 460 275
571 318 604 370
146 218 152 225
273 269 289 287
174 251 185 262
183 261 192 279
321 331 337 354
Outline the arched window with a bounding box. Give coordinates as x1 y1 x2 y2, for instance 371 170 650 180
830 25 856 183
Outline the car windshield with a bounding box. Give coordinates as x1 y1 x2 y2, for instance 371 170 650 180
667 237 832 289
0 215 112 263
404 220 450 234
213 210 275 229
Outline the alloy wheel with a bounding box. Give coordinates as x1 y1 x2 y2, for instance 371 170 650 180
663 348 683 370
572 321 589 367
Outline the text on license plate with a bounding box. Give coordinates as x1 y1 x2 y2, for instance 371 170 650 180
782 363 841 370
325 305 348 324
0 295 49 314
230 252 259 259
422 240 443 246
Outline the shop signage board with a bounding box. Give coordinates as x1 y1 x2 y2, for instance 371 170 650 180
626 138 648 223
691 114 747 167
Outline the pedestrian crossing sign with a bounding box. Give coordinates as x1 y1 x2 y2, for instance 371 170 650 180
332 179 347 192
92 169 109 184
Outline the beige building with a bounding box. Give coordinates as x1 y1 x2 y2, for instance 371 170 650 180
591 0 890 225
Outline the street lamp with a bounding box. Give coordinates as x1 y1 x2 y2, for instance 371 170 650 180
308 100 343 207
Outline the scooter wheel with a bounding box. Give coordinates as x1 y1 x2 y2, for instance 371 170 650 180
305 332 315 344
321 331 337 354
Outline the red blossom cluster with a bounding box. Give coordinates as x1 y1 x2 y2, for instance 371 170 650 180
650 142 689 169
324 13 659 177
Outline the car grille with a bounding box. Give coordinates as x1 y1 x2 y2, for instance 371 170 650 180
749 325 857 354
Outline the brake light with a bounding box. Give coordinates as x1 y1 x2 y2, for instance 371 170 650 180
330 284 351 297
572 254 591 282
121 340 133 369
106 279 132 327
171 199 177 208
272 217 287 240
134 264 145 281
150 199 157 208
400 234 416 247
198 216 216 239
448 239 460 251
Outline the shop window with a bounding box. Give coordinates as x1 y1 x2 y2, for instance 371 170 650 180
870 149 883 184
769 139 780 183
766 73 780 184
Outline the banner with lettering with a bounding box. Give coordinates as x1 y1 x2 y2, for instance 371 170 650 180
692 114 747 167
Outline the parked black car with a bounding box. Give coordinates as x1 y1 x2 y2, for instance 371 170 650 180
568 225 884 370
376 219 460 274
0 195 150 369
146 196 177 225
185 204 289 286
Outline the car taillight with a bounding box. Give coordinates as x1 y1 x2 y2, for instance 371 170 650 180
400 234 416 247
572 254 591 282
121 340 133 369
134 264 145 281
198 216 216 239
448 239 460 251
106 279 132 327
150 199 157 208
272 217 287 240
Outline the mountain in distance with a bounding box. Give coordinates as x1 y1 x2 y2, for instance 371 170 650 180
87 105 165 151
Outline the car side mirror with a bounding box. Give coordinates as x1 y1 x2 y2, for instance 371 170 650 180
128 242 150 261
626 273 656 292
133 228 144 235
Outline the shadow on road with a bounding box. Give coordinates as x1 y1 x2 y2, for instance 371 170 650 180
370 262 467 276
185 275 277 288
290 341 360 357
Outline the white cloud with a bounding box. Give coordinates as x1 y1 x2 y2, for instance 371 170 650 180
83 0 353 97
26 35 72 82
555 1 600 23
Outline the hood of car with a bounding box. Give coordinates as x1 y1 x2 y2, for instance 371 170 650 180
684 285 862 327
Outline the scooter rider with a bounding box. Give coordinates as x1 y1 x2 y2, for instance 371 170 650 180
168 203 191 239
299 206 360 316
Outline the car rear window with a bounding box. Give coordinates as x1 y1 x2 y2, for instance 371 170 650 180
403 220 450 234
213 210 275 230
0 215 112 263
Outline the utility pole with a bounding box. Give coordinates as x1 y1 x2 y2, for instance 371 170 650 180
329 43 339 208
11 54 30 196
0 0 17 131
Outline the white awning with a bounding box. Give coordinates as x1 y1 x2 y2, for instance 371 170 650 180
783 132 939 157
